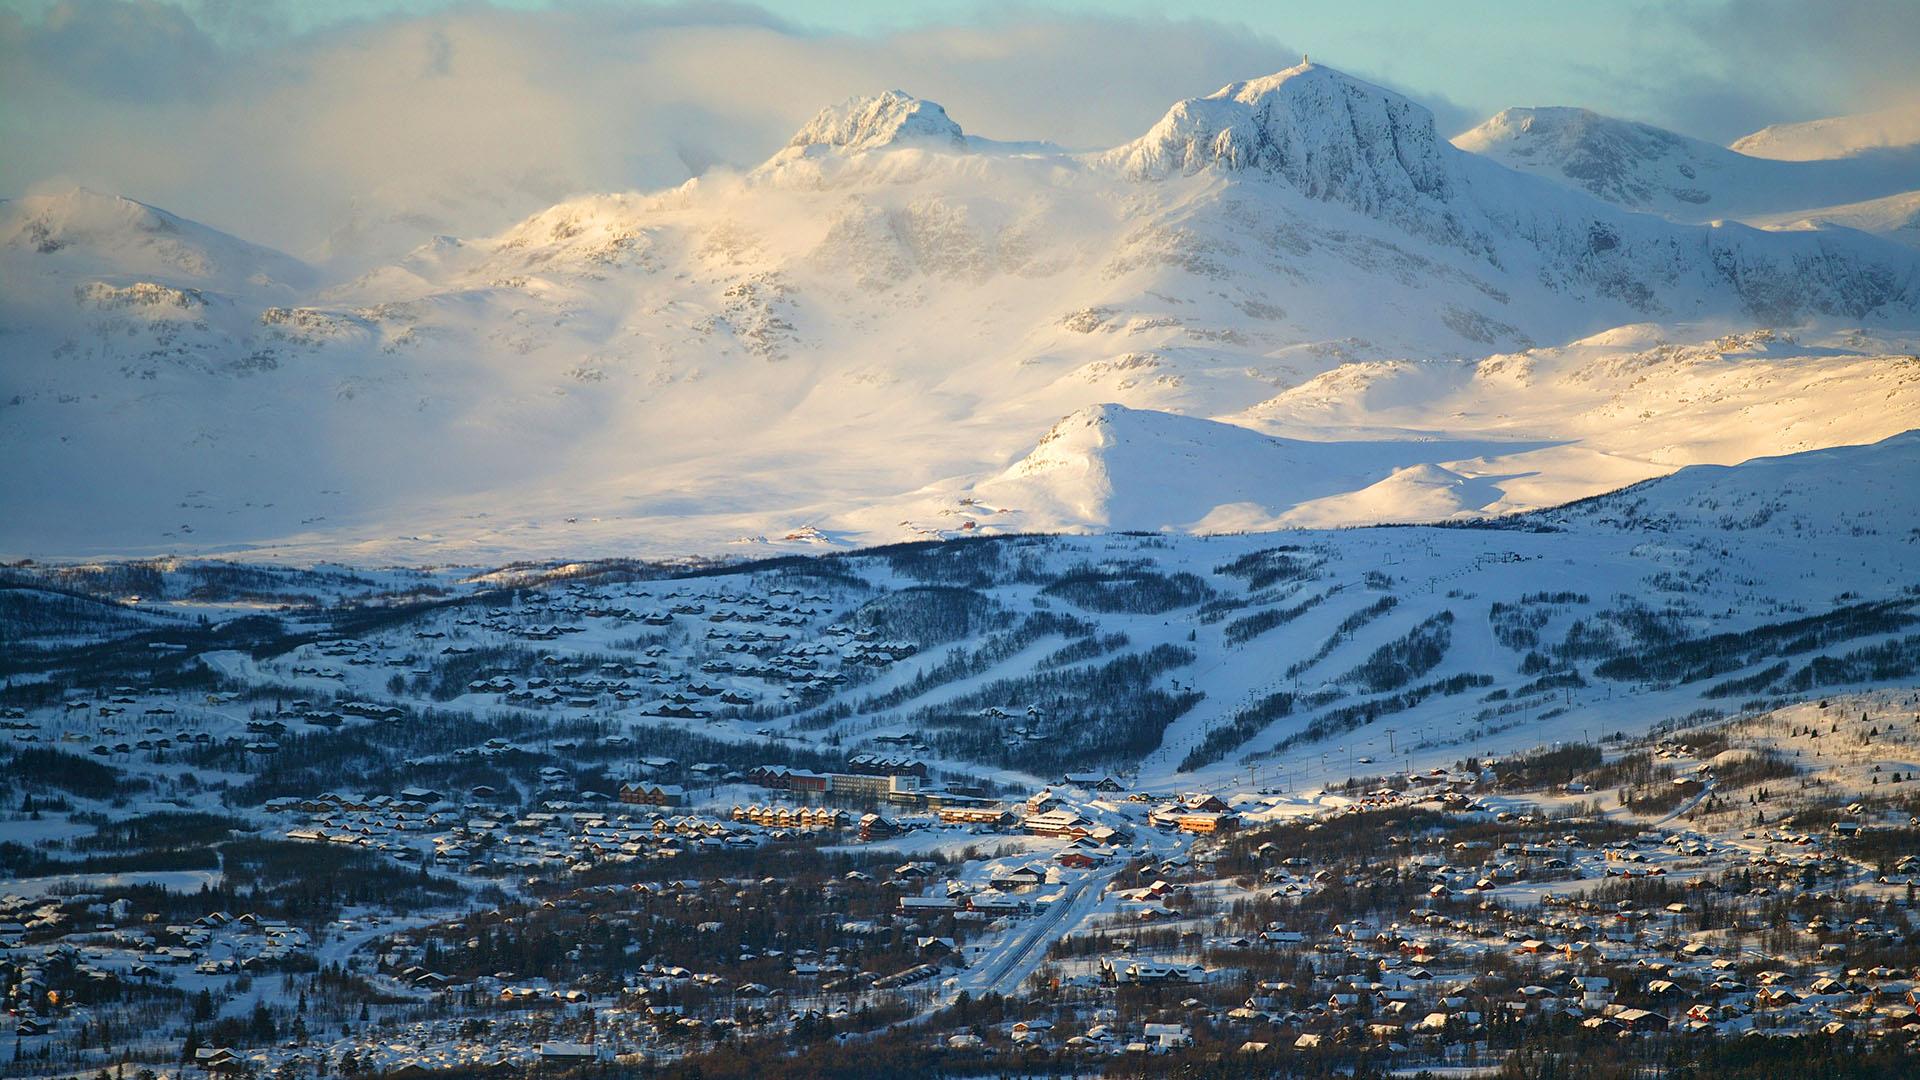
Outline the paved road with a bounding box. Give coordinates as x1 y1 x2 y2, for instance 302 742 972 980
975 877 1091 995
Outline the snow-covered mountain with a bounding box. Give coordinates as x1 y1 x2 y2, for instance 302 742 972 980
1542 427 1920 536
1454 105 1920 227
4 64 1918 563
773 90 967 160
1 189 313 295
1101 68 1920 322
1746 189 1920 250
956 404 1524 533
1731 103 1920 161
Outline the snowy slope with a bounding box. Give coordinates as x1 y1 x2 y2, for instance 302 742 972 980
5 70 1920 562
1100 63 1920 323
1731 103 1920 161
1454 106 1920 225
1228 327 1920 516
185 435 1920 792
16 431 1912 794
956 403 1541 532
1746 188 1920 250
0 189 314 295
771 90 967 161
1539 428 1920 533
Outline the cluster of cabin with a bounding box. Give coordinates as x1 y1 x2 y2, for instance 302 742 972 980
4 899 317 1045
267 787 919 877
421 583 921 715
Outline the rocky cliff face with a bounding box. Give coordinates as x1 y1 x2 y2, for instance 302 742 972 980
1108 63 1455 229
1102 65 1918 325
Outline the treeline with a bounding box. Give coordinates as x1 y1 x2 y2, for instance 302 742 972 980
853 585 999 645
1285 595 1399 678
1040 563 1214 614
876 534 1058 589
0 839 220 878
1343 610 1454 693
1592 600 1914 686
431 860 916 992
1274 673 1493 752
1180 690 1295 771
849 610 1091 715
1779 633 1920 692
1487 592 1587 653
204 709 540 803
3 745 139 800
1554 600 1689 663
229 838 453 909
1501 1029 1918 1080
1582 749 1666 792
1494 743 1604 790
70 810 234 852
1704 660 1791 699
0 585 160 642
218 706 846 806
1224 588 1329 647
0 612 234 688
4 558 392 607
1036 630 1129 669
610 722 844 777
1215 545 1320 591
1508 669 1586 698
916 644 1202 771
422 644 541 700
1710 748 1799 790
1489 598 1552 651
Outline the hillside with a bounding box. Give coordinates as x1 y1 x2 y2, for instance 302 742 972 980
1731 102 1920 160
952 404 1527 532
14 432 1913 792
1747 188 1920 250
1455 106 1920 227
0 189 314 295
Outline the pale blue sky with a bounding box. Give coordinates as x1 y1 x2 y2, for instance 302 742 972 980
35 0 1908 139
764 0 1672 123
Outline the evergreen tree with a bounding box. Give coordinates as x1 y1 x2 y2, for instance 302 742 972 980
250 1000 275 1044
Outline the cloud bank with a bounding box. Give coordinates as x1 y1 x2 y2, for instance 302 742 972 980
5 1 1916 268
4 2 1323 265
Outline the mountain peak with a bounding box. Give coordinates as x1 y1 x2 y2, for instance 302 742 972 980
1212 58 1333 100
3 188 181 251
782 90 965 157
1 187 311 291
1453 106 1725 210
1105 61 1453 210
